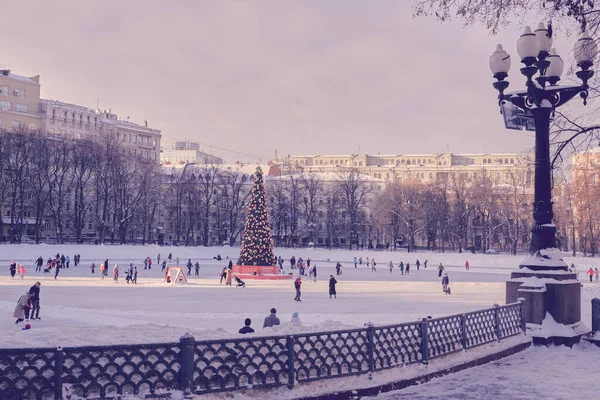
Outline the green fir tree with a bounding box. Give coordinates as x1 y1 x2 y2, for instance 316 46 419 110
237 167 276 266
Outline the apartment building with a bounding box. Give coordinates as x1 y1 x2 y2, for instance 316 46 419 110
40 99 161 161
283 152 534 187
160 141 223 165
0 69 42 131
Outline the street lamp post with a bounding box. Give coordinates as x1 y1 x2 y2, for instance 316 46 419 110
490 24 596 337
490 24 596 254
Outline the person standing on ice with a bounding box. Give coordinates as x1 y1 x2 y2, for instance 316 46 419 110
28 282 41 320
595 267 599 282
148 257 152 269
336 262 342 275
263 308 280 328
312 264 317 282
161 260 167 272
113 265 119 283
10 261 16 278
104 259 109 276
366 258 370 268
329 275 338 299
175 256 180 266
438 263 445 278
389 261 394 273
90 263 96 274
99 262 105 279
186 259 193 276
465 260 470 270
132 267 138 284
587 268 595 282
294 277 302 301
359 256 363 265
371 258 376 271
416 259 420 270
227 259 233 269
442 273 450 294
354 257 358 268
143 257 148 270
399 261 404 275
194 262 200 276
65 255 70 268
405 262 410 275
168 253 172 262
60 254 66 268
157 253 161 265
290 256 296 269
424 260 428 269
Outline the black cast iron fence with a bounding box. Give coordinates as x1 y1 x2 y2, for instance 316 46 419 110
0 300 525 399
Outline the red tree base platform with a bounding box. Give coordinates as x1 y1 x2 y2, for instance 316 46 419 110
232 265 293 280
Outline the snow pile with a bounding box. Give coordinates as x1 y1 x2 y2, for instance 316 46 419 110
527 312 587 338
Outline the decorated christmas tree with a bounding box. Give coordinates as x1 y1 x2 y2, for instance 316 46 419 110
237 167 276 266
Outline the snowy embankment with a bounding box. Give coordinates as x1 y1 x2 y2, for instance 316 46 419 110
0 244 599 349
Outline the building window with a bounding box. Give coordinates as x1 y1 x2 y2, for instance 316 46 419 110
15 89 25 99
15 104 28 112
44 220 50 229
0 100 11 110
0 118 2 125
12 120 21 129
0 85 8 96
510 159 514 164
483 159 487 164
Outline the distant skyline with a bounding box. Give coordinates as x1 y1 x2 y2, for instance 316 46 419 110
1 1 580 162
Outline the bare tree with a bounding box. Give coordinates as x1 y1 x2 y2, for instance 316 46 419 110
336 169 370 250
4 131 34 242
71 139 97 243
196 164 221 246
299 173 324 244
218 170 251 245
27 134 53 243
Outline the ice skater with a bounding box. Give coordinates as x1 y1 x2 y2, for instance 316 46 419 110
113 265 119 283
14 291 31 324
442 273 451 294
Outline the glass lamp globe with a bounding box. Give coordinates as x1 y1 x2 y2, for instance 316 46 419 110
489 44 511 76
574 31 598 65
534 22 551 54
517 26 540 62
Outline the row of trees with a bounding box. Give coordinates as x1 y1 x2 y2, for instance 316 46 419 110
0 130 163 244
0 129 596 254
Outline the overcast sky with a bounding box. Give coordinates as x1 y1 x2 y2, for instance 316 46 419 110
1 1 580 162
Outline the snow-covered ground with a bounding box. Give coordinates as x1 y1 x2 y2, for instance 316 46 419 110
375 342 600 400
0 244 599 349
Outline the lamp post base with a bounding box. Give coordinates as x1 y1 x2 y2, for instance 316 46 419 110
506 248 588 342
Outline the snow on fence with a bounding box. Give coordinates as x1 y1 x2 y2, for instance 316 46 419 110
0 301 525 399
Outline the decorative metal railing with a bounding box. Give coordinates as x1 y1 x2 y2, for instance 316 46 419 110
0 301 525 399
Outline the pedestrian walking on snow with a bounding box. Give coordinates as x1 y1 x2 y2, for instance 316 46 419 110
329 275 338 299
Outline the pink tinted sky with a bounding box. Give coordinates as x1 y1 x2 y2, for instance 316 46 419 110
0 1 579 162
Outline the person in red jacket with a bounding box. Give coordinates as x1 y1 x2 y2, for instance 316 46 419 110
294 277 302 302
587 268 595 282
